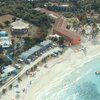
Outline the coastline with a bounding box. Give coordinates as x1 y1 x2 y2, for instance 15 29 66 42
1 41 100 100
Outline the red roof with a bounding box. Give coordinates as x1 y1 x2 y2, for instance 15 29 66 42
53 17 80 44
36 8 81 45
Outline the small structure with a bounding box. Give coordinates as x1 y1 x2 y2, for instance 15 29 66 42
0 31 12 48
10 20 29 34
39 40 52 50
0 73 9 84
0 66 17 84
0 31 8 37
0 37 12 48
3 66 17 75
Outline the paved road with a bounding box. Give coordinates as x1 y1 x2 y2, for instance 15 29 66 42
0 47 60 93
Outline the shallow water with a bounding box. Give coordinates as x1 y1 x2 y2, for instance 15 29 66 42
41 56 100 100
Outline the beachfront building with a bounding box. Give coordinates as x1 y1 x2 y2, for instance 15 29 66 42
3 66 17 75
0 66 17 84
19 40 53 63
19 45 42 63
10 20 29 34
39 40 53 50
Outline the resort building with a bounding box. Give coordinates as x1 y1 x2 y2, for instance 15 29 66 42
19 40 53 63
10 20 29 34
19 45 42 63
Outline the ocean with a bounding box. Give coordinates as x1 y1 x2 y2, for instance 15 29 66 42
41 56 100 100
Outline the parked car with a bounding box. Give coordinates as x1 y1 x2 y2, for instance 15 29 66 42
51 53 57 57
15 64 22 69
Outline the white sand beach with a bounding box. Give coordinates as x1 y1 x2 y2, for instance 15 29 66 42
1 41 100 100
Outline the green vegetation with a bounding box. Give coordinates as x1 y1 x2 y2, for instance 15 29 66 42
0 45 4 64
2 88 6 94
70 0 100 12
23 36 44 51
0 0 54 31
4 20 10 27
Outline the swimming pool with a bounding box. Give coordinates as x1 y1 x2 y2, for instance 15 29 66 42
41 56 100 100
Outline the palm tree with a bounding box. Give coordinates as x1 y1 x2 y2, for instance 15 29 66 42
58 36 64 45
30 67 34 72
18 77 22 82
91 23 99 38
0 45 4 64
9 84 13 90
2 89 6 94
44 64 48 68
81 29 86 36
73 20 78 30
34 65 37 70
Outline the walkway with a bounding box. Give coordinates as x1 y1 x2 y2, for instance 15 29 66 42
0 47 60 93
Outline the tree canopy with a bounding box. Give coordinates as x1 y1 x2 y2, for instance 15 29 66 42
70 0 100 12
0 0 54 31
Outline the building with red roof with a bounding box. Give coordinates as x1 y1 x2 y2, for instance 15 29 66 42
35 8 81 45
53 17 80 45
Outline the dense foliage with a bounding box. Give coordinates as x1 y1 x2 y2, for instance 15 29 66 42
70 0 100 12
0 0 54 30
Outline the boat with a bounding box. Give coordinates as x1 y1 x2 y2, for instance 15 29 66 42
95 70 100 75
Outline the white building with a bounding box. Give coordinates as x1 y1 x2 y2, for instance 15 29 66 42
0 31 11 48
0 37 12 48
11 20 29 34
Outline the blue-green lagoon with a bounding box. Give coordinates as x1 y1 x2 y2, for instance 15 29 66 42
42 56 100 100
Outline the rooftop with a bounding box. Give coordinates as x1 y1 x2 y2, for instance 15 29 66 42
40 40 52 47
53 17 80 40
0 31 8 37
26 45 42 55
19 45 42 60
11 20 29 30
3 66 16 74
0 37 12 48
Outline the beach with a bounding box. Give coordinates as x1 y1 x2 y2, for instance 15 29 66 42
1 41 100 100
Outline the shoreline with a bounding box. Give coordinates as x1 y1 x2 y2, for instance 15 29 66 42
19 41 100 100
1 42 100 100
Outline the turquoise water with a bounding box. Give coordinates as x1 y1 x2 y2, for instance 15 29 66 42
43 56 100 100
